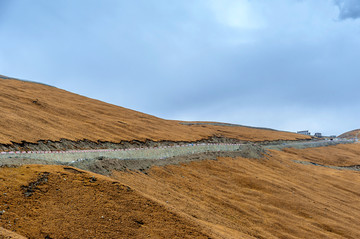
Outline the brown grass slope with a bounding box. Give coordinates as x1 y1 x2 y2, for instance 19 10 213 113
0 165 210 238
0 145 359 238
0 227 26 239
282 143 360 167
339 129 360 139
113 144 360 239
0 76 309 144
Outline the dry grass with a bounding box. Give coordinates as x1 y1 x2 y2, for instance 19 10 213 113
1 75 358 238
0 76 309 144
1 146 359 238
282 143 360 167
0 227 26 239
339 129 360 139
113 144 360 239
0 165 209 238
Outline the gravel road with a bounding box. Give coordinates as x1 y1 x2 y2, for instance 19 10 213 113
0 139 354 175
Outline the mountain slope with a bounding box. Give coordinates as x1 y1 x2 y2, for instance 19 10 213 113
0 75 309 145
113 143 360 239
0 165 210 238
1 143 359 238
0 227 26 239
339 129 360 139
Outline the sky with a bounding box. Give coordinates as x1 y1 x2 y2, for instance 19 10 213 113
0 0 359 136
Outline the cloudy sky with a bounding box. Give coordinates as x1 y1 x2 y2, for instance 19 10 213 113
0 0 359 135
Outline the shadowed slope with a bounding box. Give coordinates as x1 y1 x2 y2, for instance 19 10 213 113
0 76 309 144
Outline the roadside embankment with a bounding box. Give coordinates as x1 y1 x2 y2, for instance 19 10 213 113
0 139 354 175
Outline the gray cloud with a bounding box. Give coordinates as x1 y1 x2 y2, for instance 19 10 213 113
335 0 360 20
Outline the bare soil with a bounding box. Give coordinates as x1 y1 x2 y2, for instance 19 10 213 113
0 136 288 152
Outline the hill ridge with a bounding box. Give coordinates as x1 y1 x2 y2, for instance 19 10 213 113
339 129 360 139
0 75 310 145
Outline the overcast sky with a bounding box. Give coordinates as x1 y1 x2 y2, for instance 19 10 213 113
0 0 359 135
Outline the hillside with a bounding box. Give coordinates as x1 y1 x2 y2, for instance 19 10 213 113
339 129 360 139
114 143 360 238
2 75 359 239
0 75 309 145
0 227 26 239
0 165 210 238
1 144 359 238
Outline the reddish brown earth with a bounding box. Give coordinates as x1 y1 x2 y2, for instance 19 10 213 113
0 76 309 145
